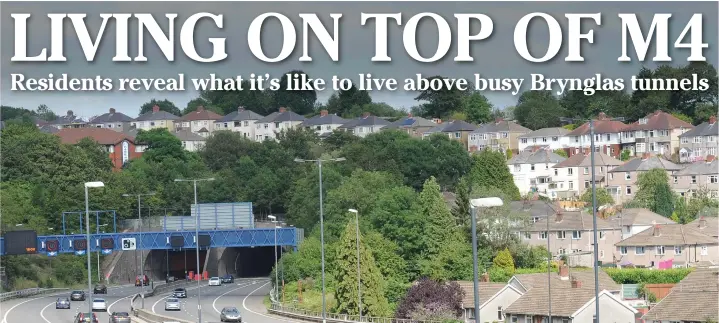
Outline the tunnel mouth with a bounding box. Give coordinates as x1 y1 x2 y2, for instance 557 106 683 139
155 247 280 279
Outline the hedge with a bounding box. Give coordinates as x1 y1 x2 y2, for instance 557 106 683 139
603 268 694 284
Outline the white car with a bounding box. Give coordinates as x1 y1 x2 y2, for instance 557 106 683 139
208 277 221 286
91 298 107 311
164 298 181 311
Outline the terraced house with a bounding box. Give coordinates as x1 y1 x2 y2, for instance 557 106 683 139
606 154 682 204
565 112 627 159
175 106 223 137
550 152 623 199
339 113 390 138
642 267 719 323
88 108 134 132
507 148 567 197
672 156 719 200
621 110 693 158
467 119 530 153
517 127 571 152
614 223 719 268
678 115 718 163
383 114 436 138
132 105 179 131
254 107 306 141
300 110 348 137
214 106 264 139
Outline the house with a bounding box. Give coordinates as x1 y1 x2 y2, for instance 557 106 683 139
338 113 390 138
565 112 627 159
672 156 718 200
689 216 719 238
132 105 180 131
468 119 531 153
608 208 677 240
254 107 306 141
509 264 622 295
88 108 135 132
175 106 223 137
614 223 719 268
382 114 437 138
678 115 718 163
551 152 624 199
214 106 264 139
56 128 141 170
455 275 524 323
510 200 560 224
300 110 348 136
435 120 478 150
173 129 206 152
517 127 571 152
518 211 622 261
508 148 567 198
505 270 636 323
606 154 683 204
622 110 693 158
48 110 87 129
421 122 448 138
641 267 719 323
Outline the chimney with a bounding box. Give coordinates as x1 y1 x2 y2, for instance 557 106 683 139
598 112 607 120
699 216 707 229
238 106 245 112
706 155 716 163
197 105 205 112
320 110 328 117
555 212 564 223
279 107 287 113
642 152 651 160
559 264 569 280
495 118 504 123
408 113 412 118
654 109 662 115
152 105 160 113
67 110 74 116
109 108 116 114
362 112 370 118
710 115 717 125
480 272 489 282
653 224 661 237
571 277 582 288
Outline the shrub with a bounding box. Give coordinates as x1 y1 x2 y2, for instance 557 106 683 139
604 268 693 284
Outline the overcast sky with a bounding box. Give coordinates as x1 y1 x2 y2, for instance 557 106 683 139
1 1 717 119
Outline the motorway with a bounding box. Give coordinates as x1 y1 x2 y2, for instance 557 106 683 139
1 278 297 323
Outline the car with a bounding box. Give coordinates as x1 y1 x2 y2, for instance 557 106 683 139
74 312 98 323
165 275 176 283
93 284 107 294
92 298 107 311
55 297 71 309
135 274 149 286
71 290 86 301
220 307 242 322
220 275 234 284
172 288 187 298
164 298 181 311
208 277 221 286
108 312 131 323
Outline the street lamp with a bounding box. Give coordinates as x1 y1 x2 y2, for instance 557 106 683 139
174 177 215 323
268 215 279 299
97 224 108 283
84 181 104 316
561 115 624 322
122 192 155 308
294 157 346 323
537 193 563 322
469 197 503 323
348 209 362 321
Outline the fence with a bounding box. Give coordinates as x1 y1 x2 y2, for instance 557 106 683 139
0 288 69 302
268 303 443 323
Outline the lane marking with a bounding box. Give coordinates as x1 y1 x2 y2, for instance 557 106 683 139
242 281 299 323
107 294 133 315
40 301 56 323
1 290 69 323
211 281 258 314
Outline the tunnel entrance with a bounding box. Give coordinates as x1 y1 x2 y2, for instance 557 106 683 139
236 246 278 277
154 249 208 279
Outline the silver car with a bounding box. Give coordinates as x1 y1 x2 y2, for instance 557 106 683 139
164 298 181 311
220 307 242 322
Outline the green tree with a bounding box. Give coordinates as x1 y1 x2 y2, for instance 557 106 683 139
580 187 615 206
418 177 461 256
514 90 565 130
462 92 494 124
333 221 390 317
273 70 318 115
654 182 675 218
620 150 632 161
492 248 515 274
200 81 275 115
139 98 181 116
506 149 513 160
467 150 521 200
135 128 187 163
553 149 568 158
414 75 465 118
325 85 372 117
635 169 672 212
451 179 471 227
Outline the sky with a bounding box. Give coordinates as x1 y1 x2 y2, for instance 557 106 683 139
1 1 717 120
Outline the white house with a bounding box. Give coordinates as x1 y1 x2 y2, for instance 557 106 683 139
565 112 627 159
518 127 571 152
338 113 391 138
254 107 306 141
173 129 206 152
300 110 348 137
455 277 524 323
214 106 264 139
508 148 567 198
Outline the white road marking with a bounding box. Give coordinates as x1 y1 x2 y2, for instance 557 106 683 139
1 290 68 323
211 281 258 314
242 282 299 323
107 294 133 315
40 301 56 323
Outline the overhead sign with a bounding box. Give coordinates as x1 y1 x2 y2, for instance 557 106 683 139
101 249 112 255
47 251 58 257
2 230 38 255
100 238 114 250
75 250 86 256
121 238 136 250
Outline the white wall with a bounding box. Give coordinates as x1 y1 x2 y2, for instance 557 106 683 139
518 135 570 151
480 287 524 323
509 162 561 196
572 293 636 323
255 120 304 141
215 120 258 139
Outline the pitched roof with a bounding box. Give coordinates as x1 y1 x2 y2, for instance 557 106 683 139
566 113 628 136
89 108 134 124
178 107 223 122
454 281 508 309
217 108 264 122
56 128 135 145
338 115 390 129
301 114 348 126
518 127 570 138
505 287 624 317
689 216 719 238
629 110 694 131
675 159 719 176
642 268 719 322
441 120 478 132
173 129 206 141
513 269 621 292
38 125 59 134
256 110 306 124
611 208 676 226
525 211 619 232
135 110 180 121
679 119 718 137
510 200 557 219
615 224 718 246
553 152 623 168
674 267 719 292
50 110 86 125
608 155 682 172
472 120 531 134
384 115 436 129
507 148 566 165
423 122 449 134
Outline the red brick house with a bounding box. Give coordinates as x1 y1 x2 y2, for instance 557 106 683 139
56 128 142 171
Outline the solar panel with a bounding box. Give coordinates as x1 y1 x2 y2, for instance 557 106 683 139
400 118 415 126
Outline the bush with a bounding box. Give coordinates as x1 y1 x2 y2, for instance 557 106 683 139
604 268 693 284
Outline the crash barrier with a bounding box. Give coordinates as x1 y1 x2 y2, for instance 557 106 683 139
130 280 194 314
268 303 444 323
0 288 69 302
133 309 193 323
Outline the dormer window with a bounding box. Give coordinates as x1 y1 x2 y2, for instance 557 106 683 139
639 118 648 125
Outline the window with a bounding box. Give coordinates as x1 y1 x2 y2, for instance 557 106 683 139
562 319 569 323
510 317 518 323
514 165 521 172
524 232 531 239
530 164 536 171
497 306 503 320
568 168 574 175
502 132 508 138
606 134 611 141
521 138 528 144
625 172 631 180
609 173 614 180
674 246 682 255
636 143 646 153
656 246 665 255
584 167 589 175
552 136 558 142
701 246 708 256
635 247 645 255
692 176 697 184
681 137 689 144
554 169 558 176
572 231 582 240
599 231 606 240
620 246 628 255
584 181 590 188
574 136 579 143
542 137 547 143
558 248 566 255
545 164 549 170
626 186 632 195
674 176 678 184
264 124 268 129
557 231 566 239
454 132 461 138
709 175 718 184
569 181 574 189
539 231 547 240
694 137 703 143
600 250 605 258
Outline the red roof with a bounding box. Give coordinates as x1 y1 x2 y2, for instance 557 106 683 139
178 106 223 122
566 112 629 136
628 110 694 131
56 128 135 145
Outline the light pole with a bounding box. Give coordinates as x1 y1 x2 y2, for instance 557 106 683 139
348 209 362 321
268 215 279 299
174 178 214 323
537 193 561 322
97 224 108 283
84 181 104 316
122 192 155 308
469 197 504 323
294 157 346 323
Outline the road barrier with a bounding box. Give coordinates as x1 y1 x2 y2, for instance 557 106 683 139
133 308 193 323
130 280 195 316
268 303 443 323
0 288 69 302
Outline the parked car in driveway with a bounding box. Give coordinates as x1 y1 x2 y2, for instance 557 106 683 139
70 290 86 301
93 284 107 294
208 277 221 286
164 298 181 311
92 298 107 311
220 307 242 322
56 298 71 309
74 312 98 323
172 288 187 298
221 275 234 284
108 312 131 323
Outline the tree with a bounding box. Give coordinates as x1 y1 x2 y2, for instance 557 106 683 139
580 187 615 206
139 99 181 116
462 92 494 124
514 90 564 130
333 221 390 317
467 150 521 201
470 186 529 253
414 76 465 118
273 70 318 115
635 169 672 212
492 248 515 274
620 150 632 161
134 128 186 163
653 182 675 218
451 179 471 227
200 81 275 115
553 149 568 158
395 279 464 320
325 85 372 117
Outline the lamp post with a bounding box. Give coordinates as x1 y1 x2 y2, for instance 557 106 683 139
268 215 279 299
469 197 504 323
97 224 108 283
294 157 346 323
84 181 104 316
348 209 362 321
174 177 215 323
537 193 564 322
122 192 155 308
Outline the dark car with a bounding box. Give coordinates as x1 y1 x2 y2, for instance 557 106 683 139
220 275 234 284
135 274 149 286
74 312 98 323
220 307 242 322
93 284 107 294
165 275 176 283
172 288 187 298
56 297 71 309
70 290 86 301
108 312 131 323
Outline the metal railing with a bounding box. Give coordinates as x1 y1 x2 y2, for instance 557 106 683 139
0 288 69 302
268 303 444 323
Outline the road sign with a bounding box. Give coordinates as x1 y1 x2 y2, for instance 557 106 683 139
121 238 136 250
75 250 86 256
101 249 112 255
47 251 58 257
